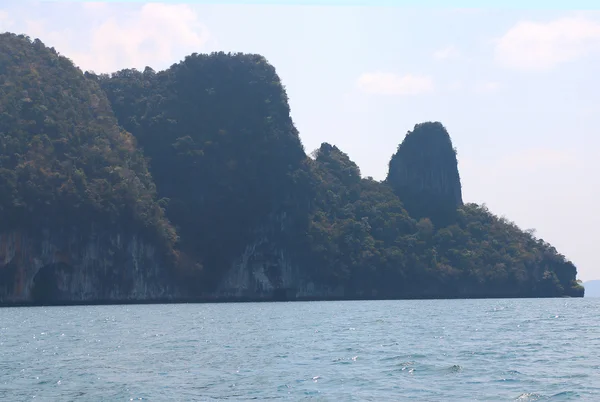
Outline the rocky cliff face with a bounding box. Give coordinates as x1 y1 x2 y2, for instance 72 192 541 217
0 33 179 305
386 121 463 225
0 218 342 305
212 212 345 301
97 52 309 295
0 227 179 304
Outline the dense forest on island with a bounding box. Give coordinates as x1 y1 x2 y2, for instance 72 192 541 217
0 33 583 305
0 33 176 250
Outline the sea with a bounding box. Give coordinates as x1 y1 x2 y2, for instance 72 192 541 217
1 298 599 401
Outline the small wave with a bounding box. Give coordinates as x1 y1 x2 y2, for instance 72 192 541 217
515 392 544 401
332 356 358 364
380 342 399 347
517 391 582 402
380 355 412 362
496 378 520 383
550 391 580 399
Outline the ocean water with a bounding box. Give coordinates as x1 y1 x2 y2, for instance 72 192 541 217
1 299 599 401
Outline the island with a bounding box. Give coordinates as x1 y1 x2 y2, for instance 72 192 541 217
0 33 584 306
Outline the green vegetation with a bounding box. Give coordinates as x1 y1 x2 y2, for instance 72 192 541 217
0 33 176 256
0 33 583 300
301 142 582 298
91 52 310 289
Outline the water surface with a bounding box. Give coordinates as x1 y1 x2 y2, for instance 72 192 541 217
1 298 599 401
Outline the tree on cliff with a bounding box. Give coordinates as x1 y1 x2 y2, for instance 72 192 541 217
0 33 176 256
303 143 417 295
95 52 311 289
300 140 583 298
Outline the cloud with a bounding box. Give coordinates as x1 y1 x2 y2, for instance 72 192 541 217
495 17 600 70
433 45 459 60
473 81 501 94
24 3 210 73
356 72 434 95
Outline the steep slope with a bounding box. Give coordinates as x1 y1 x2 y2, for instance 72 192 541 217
97 52 582 300
95 52 312 295
387 122 463 226
302 143 417 297
0 34 178 303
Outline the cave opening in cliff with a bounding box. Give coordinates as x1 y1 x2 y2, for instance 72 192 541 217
31 262 73 303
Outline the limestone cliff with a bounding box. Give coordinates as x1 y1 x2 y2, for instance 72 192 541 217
97 51 310 295
0 33 179 304
0 227 179 304
386 121 463 226
212 212 345 301
0 219 339 305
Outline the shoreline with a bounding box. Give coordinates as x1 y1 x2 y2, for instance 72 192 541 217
0 293 578 308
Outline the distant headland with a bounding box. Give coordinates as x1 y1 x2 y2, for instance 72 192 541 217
0 33 583 306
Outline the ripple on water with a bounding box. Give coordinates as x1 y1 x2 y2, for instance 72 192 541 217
0 299 599 401
515 392 544 401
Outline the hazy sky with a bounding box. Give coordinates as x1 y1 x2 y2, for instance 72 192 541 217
1 2 598 281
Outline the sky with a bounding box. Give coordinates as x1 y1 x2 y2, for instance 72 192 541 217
1 2 598 281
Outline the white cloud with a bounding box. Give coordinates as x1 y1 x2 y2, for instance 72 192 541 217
356 72 434 95
495 17 600 71
473 81 501 94
24 3 210 73
433 45 459 60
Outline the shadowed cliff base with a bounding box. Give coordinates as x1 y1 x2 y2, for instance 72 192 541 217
0 292 580 308
0 33 584 305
